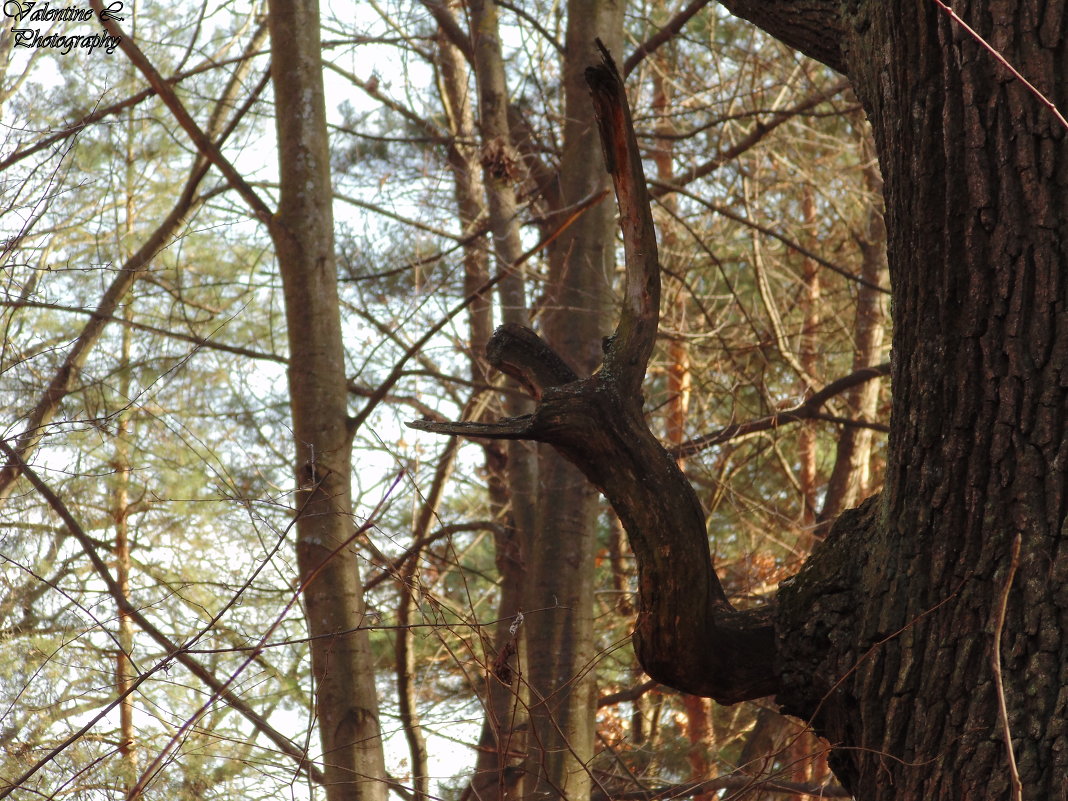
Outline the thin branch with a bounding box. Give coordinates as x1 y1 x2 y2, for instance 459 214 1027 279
596 679 661 708
0 300 287 364
0 440 325 789
90 0 274 225
991 533 1023 801
650 179 889 294
496 1 564 54
624 0 713 76
352 189 607 432
0 52 267 173
652 79 850 191
674 363 890 458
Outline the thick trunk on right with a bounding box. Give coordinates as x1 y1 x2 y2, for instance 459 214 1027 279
775 2 1068 797
416 13 1068 797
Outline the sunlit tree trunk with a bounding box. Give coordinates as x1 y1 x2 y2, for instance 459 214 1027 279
465 3 536 796
816 127 887 534
267 3 387 798
797 187 820 532
520 4 624 799
114 53 140 796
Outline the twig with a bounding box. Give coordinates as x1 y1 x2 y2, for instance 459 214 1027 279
991 533 1023 801
931 0 1068 132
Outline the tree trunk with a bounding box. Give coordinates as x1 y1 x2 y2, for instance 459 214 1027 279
268 3 387 799
816 126 887 535
414 10 1068 796
731 1 1068 797
521 4 624 800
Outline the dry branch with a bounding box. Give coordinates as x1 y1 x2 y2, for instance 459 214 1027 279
410 43 777 703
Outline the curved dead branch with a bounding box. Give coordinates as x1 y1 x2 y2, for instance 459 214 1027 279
410 44 777 703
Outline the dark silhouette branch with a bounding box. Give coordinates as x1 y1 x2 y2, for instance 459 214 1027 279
410 43 778 704
675 363 891 458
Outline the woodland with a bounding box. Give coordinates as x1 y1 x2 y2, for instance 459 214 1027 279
0 2 1064 801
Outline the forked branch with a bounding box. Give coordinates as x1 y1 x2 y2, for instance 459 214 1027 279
410 43 777 703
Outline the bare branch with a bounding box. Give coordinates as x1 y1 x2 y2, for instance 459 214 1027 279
586 42 661 398
674 363 891 458
624 0 713 76
0 440 325 790
90 0 274 225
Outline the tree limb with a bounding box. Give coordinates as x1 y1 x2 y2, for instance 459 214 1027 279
674 363 891 458
0 440 325 788
715 0 846 74
624 0 714 76
410 44 777 704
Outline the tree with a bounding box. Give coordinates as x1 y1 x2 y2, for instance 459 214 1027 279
418 3 1068 800
267 2 389 798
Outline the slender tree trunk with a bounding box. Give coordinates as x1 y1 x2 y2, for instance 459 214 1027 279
797 187 820 532
521 4 624 799
115 67 140 797
267 3 387 799
397 441 457 801
816 127 887 535
113 317 137 799
465 4 536 796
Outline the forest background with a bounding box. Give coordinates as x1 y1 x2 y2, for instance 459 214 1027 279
0 1 890 799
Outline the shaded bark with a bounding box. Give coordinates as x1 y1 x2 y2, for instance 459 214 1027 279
752 1 1068 798
268 2 387 798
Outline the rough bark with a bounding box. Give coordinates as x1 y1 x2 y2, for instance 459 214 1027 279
268 2 387 799
753 0 1068 798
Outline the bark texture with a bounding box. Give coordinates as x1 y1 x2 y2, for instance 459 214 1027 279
763 1 1068 798
268 3 387 798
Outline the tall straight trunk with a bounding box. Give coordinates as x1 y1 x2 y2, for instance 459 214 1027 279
267 3 387 799
113 315 137 799
797 187 820 531
465 4 536 797
522 3 623 799
114 65 140 796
